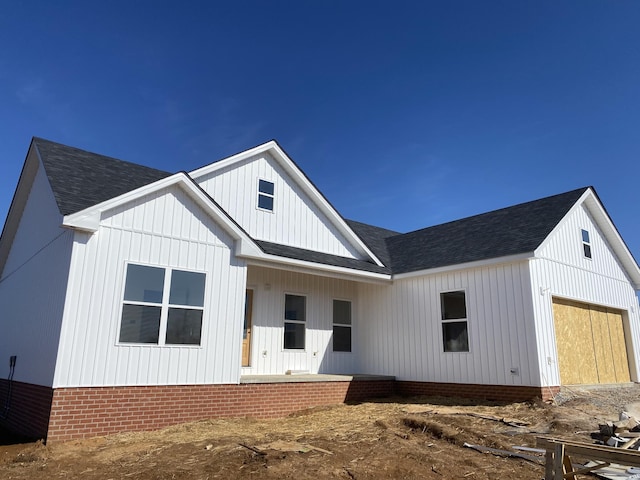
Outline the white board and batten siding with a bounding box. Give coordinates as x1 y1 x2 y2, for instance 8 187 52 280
194 152 363 259
53 185 247 388
357 262 540 387
530 202 640 386
242 266 359 375
0 159 73 387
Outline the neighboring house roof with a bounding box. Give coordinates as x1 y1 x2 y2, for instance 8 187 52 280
384 188 589 274
34 137 171 216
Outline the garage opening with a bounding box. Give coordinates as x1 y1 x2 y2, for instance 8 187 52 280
552 297 630 385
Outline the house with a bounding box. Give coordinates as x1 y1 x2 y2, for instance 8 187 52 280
1 137 639 443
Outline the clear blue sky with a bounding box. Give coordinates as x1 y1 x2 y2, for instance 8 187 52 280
1 1 639 261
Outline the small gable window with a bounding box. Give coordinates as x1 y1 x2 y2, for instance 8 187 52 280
440 290 469 353
119 264 205 346
258 179 275 211
581 229 592 259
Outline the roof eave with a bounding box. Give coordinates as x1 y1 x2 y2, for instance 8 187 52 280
243 254 392 284
62 172 263 258
392 252 534 280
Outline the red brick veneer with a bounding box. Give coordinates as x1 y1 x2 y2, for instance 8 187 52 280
47 379 395 443
397 381 560 403
0 379 53 439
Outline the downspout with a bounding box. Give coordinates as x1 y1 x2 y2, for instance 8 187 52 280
1 356 16 419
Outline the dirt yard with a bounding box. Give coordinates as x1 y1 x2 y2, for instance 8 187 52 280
1 385 638 479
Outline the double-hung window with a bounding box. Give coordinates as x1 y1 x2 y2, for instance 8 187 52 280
284 294 305 349
333 300 352 352
440 290 469 352
258 179 275 211
119 264 205 346
581 229 592 259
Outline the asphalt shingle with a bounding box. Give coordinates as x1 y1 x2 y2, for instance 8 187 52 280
31 137 590 276
34 137 171 216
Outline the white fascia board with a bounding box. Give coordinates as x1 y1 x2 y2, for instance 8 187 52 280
392 252 533 280
243 253 392 284
534 188 640 290
189 141 280 178
189 141 385 268
62 172 261 256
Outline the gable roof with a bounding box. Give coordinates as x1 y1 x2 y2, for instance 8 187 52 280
366 188 590 275
189 140 385 268
33 137 171 216
6 138 638 285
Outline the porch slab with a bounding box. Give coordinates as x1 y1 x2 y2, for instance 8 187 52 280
240 373 395 384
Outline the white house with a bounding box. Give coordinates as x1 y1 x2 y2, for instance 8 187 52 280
1 137 639 442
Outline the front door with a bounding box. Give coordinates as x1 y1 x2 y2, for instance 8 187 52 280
242 289 253 366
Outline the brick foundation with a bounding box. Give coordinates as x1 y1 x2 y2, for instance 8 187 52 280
3 378 559 443
397 381 560 403
47 379 396 443
0 379 53 440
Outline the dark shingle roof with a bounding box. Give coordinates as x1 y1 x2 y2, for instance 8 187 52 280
34 137 171 216
30 138 589 276
345 220 400 268
255 240 391 274
383 187 589 274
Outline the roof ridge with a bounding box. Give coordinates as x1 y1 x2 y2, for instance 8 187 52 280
400 187 591 238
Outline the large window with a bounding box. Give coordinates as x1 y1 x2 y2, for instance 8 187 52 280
440 290 468 352
119 264 205 346
284 294 306 349
258 179 275 211
333 300 352 352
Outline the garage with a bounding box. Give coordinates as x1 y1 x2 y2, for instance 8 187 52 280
552 298 630 385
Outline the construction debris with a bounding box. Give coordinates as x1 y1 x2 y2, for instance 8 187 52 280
402 405 530 427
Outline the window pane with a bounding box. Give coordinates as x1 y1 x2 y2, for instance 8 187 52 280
169 270 205 306
442 321 469 352
284 322 305 349
259 179 274 195
285 295 306 321
441 291 466 320
583 243 592 259
333 325 352 352
582 229 590 243
123 264 164 303
166 308 203 345
119 304 161 343
333 300 351 325
258 194 274 211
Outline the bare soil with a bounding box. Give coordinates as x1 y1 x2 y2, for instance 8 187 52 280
1 384 638 479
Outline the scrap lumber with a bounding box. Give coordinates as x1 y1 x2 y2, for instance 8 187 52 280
537 437 640 480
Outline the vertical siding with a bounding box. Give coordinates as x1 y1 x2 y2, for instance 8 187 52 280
530 203 640 386
194 153 362 259
0 161 73 387
242 266 359 375
537 204 630 282
357 262 540 386
53 185 247 388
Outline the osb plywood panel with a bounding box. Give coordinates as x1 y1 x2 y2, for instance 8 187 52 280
552 298 630 385
552 299 598 384
590 306 616 383
608 310 631 382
